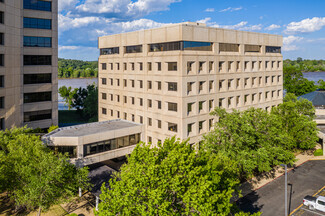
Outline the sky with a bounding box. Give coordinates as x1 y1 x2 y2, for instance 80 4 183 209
58 0 325 61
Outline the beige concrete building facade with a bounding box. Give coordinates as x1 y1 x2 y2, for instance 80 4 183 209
98 22 283 144
0 0 58 130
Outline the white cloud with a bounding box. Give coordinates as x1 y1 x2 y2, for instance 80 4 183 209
196 17 211 24
282 36 303 51
212 21 262 31
75 0 181 17
205 8 215 12
265 24 281 31
219 6 243 12
59 14 106 32
58 0 78 12
284 17 325 34
58 46 79 51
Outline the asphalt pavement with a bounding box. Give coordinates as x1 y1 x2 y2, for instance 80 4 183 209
237 160 325 216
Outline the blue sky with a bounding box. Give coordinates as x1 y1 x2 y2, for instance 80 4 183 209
58 0 325 61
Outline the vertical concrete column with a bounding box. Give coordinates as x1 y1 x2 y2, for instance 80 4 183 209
239 44 244 55
261 45 266 55
213 42 219 54
96 196 99 211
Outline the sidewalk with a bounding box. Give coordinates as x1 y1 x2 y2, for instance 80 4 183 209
241 152 325 196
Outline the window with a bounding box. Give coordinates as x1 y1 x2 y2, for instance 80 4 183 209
148 99 152 108
158 120 162 128
266 46 281 53
199 101 204 112
131 63 135 70
124 79 127 87
148 62 152 71
124 63 127 70
140 116 143 124
244 61 249 70
209 80 213 92
168 82 177 91
157 62 161 71
139 80 143 88
199 121 204 133
132 114 135 122
139 98 143 106
149 41 181 52
318 200 325 206
101 78 107 85
219 80 223 90
245 45 261 53
0 33 3 45
219 61 224 72
24 91 51 103
110 94 113 101
124 113 127 120
0 96 3 108
199 81 204 93
24 74 51 84
23 109 52 123
117 111 120 118
139 62 143 71
228 79 233 89
102 93 107 100
147 81 152 89
209 61 213 72
124 96 127 103
0 118 4 131
168 62 177 71
209 119 214 130
187 82 193 94
168 123 177 132
23 17 51 29
100 47 119 55
209 100 214 110
219 98 223 107
131 80 135 87
236 96 240 106
236 61 240 71
125 45 142 53
131 97 135 105
117 79 120 86
187 103 193 113
188 123 193 134
24 55 51 65
0 12 3 24
199 62 204 73
244 95 249 103
23 36 52 48
0 54 3 66
148 136 152 143
158 101 162 109
24 0 51 11
102 108 107 115
157 81 161 90
168 102 177 112
101 63 107 70
219 43 239 52
183 41 212 51
244 78 249 87
236 78 240 88
110 110 113 116
109 78 113 85
116 63 120 70
0 75 3 87
117 95 120 102
259 61 262 70
187 62 193 73
148 118 152 126
110 63 113 70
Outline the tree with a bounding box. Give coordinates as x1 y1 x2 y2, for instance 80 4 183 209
97 137 247 215
0 127 90 216
83 84 98 121
283 65 317 96
203 107 295 179
59 86 77 110
73 87 88 113
271 93 318 150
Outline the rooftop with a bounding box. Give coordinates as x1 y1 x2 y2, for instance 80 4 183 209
298 90 325 107
43 119 141 138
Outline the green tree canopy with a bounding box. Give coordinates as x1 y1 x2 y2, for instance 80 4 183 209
97 137 247 215
0 127 90 216
59 86 77 110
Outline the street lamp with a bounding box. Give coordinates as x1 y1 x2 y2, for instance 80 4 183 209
281 164 288 216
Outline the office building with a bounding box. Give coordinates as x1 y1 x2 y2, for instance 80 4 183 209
0 0 58 130
98 22 283 144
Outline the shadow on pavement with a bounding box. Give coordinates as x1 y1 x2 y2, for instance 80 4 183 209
236 190 263 213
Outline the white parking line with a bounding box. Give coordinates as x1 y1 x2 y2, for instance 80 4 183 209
301 207 325 216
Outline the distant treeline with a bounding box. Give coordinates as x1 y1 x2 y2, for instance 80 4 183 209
58 58 98 78
284 58 325 72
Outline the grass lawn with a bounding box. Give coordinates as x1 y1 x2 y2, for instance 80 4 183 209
59 110 88 124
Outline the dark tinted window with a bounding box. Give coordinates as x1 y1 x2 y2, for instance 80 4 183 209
23 17 51 29
168 82 177 91
24 91 51 103
24 55 51 65
0 33 4 45
219 43 239 52
149 41 181 52
24 0 51 11
0 75 3 87
0 12 3 24
125 45 142 53
0 54 4 66
183 41 212 51
245 45 261 53
266 46 281 53
24 74 51 84
0 96 3 108
49 146 77 158
100 47 119 55
0 118 4 131
24 109 51 122
24 36 52 47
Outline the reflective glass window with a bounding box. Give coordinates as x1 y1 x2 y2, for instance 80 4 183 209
24 36 52 47
24 0 51 11
24 17 51 29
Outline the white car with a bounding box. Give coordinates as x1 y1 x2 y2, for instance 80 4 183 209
303 195 325 212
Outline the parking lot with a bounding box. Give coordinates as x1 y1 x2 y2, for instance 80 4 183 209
237 160 325 216
290 186 325 216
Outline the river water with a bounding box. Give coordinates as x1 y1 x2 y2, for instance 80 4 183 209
57 72 325 110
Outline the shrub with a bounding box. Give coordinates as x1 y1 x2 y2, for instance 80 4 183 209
314 149 323 156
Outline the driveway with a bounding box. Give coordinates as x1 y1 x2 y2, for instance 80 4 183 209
237 160 325 215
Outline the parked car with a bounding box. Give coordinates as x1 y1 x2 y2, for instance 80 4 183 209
303 195 325 212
